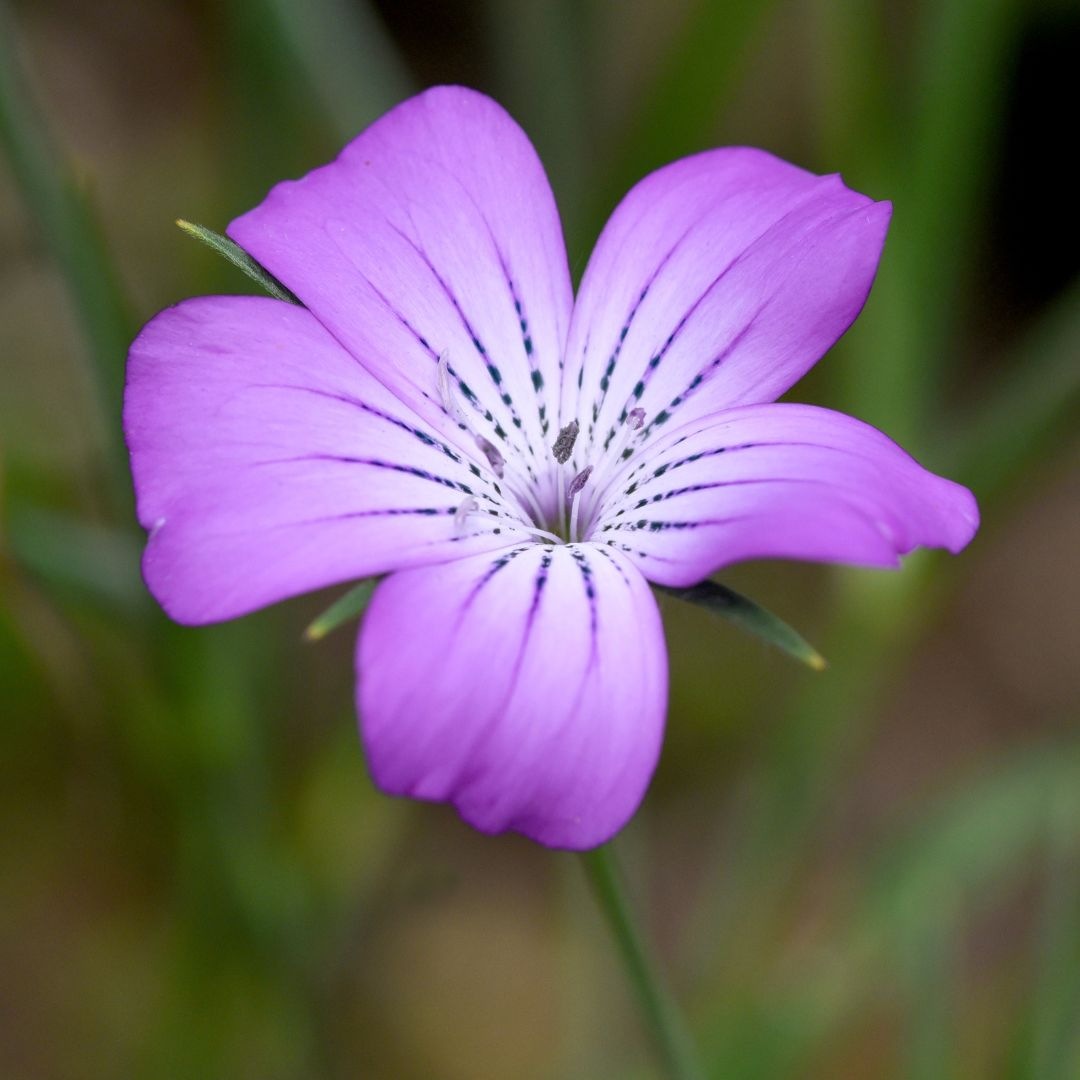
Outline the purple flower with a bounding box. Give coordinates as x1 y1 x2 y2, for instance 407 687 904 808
125 86 978 849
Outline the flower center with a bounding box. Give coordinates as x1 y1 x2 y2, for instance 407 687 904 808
544 409 645 543
441 352 645 545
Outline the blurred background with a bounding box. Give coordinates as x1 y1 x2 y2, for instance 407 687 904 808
2 0 1078 1076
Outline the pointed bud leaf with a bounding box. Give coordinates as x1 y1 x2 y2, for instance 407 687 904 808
658 580 826 671
303 580 378 642
176 220 302 306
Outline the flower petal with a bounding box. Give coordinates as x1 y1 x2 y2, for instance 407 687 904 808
592 404 978 585
357 544 668 849
561 148 890 457
228 85 573 475
125 296 524 624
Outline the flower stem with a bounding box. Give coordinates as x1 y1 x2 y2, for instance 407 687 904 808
579 844 706 1080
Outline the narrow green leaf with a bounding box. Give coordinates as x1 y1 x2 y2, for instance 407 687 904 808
659 581 826 671
176 220 302 305
303 581 377 642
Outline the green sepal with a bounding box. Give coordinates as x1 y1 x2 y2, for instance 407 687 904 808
658 581 826 671
303 580 378 642
176 219 302 305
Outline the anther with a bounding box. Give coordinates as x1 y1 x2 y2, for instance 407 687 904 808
567 465 593 543
566 465 592 503
475 435 505 478
552 420 580 464
628 407 646 429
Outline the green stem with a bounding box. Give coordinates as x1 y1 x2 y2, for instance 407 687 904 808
580 844 706 1080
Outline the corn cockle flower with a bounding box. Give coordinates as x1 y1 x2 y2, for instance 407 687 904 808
125 86 978 849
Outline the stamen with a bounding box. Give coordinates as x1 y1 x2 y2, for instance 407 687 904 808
515 523 565 545
567 465 592 543
453 495 478 529
437 351 463 424
440 350 537 502
552 420 580 464
576 409 649 540
475 435 505 478
454 491 563 545
566 465 592 503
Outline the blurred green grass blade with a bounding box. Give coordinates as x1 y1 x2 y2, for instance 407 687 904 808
808 0 907 431
811 0 896 185
864 745 1080 1075
247 0 413 143
900 912 955 1080
723 0 1031 968
863 745 1080 932
6 506 146 614
1028 783 1080 1079
905 0 1020 329
177 221 301 305
485 0 589 251
709 745 1080 1077
588 0 776 233
870 0 1021 441
0 2 133 493
948 275 1080 507
220 0 333 204
659 582 826 671
304 581 378 642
